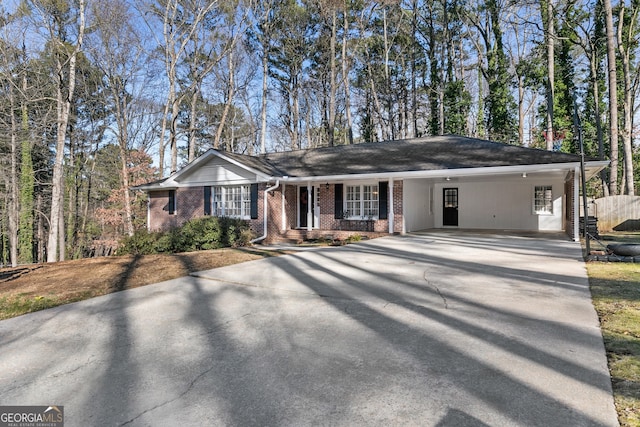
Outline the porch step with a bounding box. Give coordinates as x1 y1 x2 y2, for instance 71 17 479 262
267 229 386 245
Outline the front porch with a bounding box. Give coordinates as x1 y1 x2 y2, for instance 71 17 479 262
259 181 404 244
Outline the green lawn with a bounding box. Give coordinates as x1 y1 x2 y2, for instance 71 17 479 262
586 232 640 426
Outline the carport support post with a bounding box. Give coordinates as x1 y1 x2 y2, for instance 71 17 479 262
388 178 394 233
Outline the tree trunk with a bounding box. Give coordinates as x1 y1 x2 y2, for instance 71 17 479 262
170 76 179 172
411 0 418 138
8 78 18 267
342 1 354 144
214 48 236 151
589 48 609 196
518 73 525 146
115 93 135 236
292 76 301 149
604 0 619 195
188 87 199 163
544 0 555 151
617 7 636 196
47 0 85 263
18 72 34 264
260 37 269 153
327 9 337 146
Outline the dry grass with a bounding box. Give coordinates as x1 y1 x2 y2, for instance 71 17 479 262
0 247 281 320
586 231 640 426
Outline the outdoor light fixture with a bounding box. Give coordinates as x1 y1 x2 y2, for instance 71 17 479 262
446 177 451 181
522 172 527 178
325 183 330 190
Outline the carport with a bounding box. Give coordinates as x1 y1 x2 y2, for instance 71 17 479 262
402 167 574 233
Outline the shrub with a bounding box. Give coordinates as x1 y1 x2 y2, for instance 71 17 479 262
118 217 253 255
119 228 166 255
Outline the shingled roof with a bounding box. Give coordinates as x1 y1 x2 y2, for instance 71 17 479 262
135 135 606 191
222 135 592 178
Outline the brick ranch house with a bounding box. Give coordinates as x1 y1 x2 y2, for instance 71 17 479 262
134 135 608 243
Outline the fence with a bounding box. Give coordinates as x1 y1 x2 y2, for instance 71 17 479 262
582 195 640 232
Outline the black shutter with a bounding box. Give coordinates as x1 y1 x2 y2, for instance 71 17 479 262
168 190 176 215
334 184 343 219
379 182 388 219
204 187 211 215
250 183 259 219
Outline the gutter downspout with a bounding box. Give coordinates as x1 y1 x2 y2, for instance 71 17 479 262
251 180 280 244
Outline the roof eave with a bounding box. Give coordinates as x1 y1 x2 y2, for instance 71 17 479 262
279 161 609 183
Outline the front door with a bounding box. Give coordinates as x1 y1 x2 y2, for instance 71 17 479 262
299 186 315 228
443 188 459 226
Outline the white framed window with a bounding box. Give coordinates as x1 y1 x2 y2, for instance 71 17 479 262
345 183 379 219
211 185 251 219
534 185 553 214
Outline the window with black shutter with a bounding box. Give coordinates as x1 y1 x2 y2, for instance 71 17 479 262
334 184 343 219
250 183 259 219
168 190 176 215
379 182 388 219
204 187 211 215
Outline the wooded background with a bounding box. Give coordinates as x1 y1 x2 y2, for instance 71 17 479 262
1 0 639 266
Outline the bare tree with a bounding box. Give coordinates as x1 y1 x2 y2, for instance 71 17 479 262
89 0 149 236
603 0 619 195
25 0 87 262
150 0 222 175
542 0 555 151
617 5 637 196
0 31 20 266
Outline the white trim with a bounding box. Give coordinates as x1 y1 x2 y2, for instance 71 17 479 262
533 185 554 215
210 185 252 219
278 161 609 184
344 182 380 220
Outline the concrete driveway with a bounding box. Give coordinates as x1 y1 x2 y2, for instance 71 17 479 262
0 232 617 426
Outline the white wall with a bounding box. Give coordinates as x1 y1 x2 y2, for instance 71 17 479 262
405 175 566 232
403 179 435 232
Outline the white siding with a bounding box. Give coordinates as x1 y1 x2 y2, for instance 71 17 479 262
404 175 566 232
175 157 257 185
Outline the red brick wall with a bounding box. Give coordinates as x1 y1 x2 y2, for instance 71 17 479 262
148 187 204 231
148 181 405 240
264 181 404 242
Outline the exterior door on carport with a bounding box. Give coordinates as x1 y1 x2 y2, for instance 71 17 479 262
443 188 459 226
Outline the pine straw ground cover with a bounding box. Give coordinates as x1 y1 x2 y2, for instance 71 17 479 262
586 232 640 426
0 247 284 321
